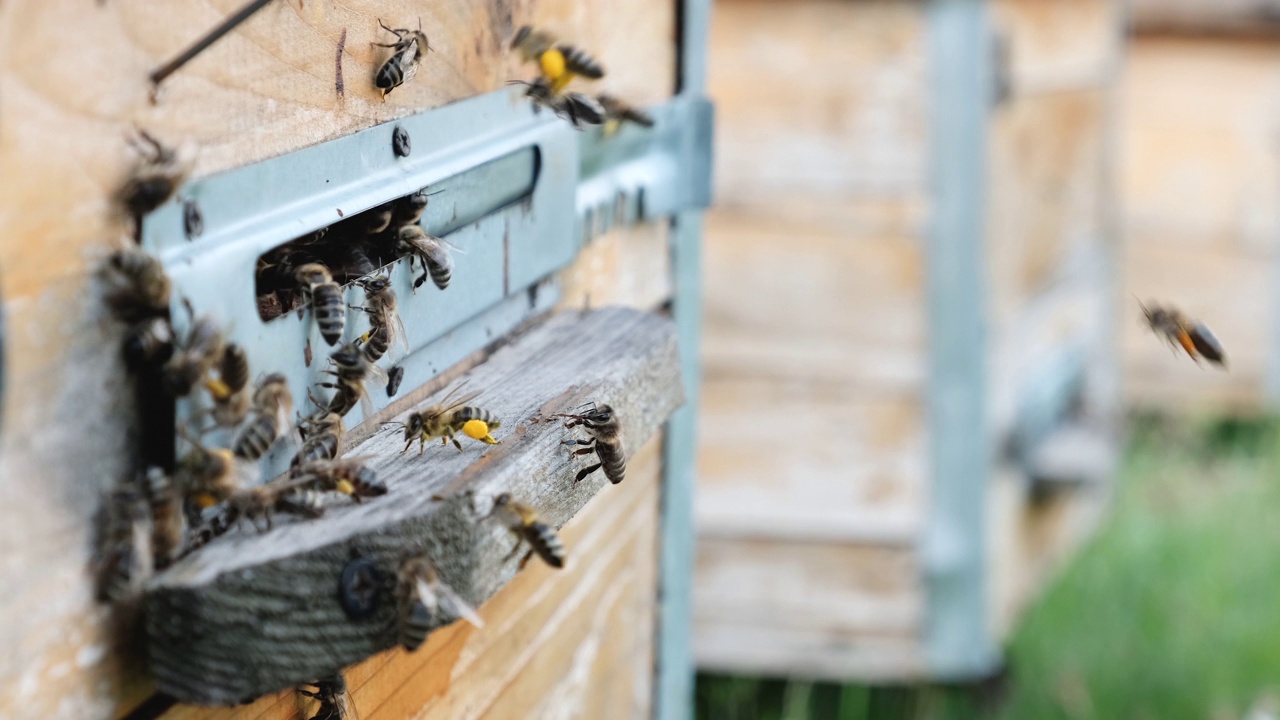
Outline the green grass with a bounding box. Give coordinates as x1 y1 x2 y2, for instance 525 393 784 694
696 416 1280 720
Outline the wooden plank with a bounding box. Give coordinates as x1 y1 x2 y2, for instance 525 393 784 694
158 438 662 720
708 0 930 216
0 2 676 716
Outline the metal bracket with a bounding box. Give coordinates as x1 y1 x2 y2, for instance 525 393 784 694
142 88 713 480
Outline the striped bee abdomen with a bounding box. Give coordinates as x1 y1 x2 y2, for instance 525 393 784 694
557 45 605 79
399 600 432 651
597 440 626 485
524 521 566 569
312 283 346 346
233 413 282 460
361 320 390 363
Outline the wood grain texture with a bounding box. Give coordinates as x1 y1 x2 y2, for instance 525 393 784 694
0 2 675 717
158 437 662 720
143 307 681 704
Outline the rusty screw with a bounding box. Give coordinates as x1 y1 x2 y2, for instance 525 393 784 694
392 125 411 158
183 200 204 240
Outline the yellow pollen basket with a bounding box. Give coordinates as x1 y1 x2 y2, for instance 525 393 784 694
203 377 231 400
539 48 566 82
335 479 356 496
194 492 218 509
462 419 499 444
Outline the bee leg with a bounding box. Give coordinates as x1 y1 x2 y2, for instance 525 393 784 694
452 438 464 452
518 549 535 571
571 447 595 457
401 439 413 454
575 463 602 483
562 438 593 446
502 538 525 564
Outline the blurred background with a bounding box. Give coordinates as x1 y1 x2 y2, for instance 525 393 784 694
689 0 1280 718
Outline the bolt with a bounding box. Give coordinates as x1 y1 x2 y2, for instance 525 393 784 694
392 125 411 158
338 556 382 620
183 200 204 240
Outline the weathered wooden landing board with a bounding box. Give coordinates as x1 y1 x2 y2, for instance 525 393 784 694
143 306 682 705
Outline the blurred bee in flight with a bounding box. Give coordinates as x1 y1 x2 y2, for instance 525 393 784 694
488 493 566 570
296 673 358 720
116 129 194 229
1137 298 1227 368
395 552 484 652
231 373 294 461
510 26 605 94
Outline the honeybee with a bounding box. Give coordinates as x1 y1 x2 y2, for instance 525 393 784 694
202 343 251 428
386 366 405 397
363 200 397 235
296 263 347 347
558 403 625 485
116 129 194 221
102 247 171 321
597 94 655 129
398 384 500 454
145 466 185 569
293 457 387 503
321 343 387 418
122 316 175 371
396 552 484 652
373 19 429 99
511 78 606 128
510 26 605 93
297 673 358 720
396 225 455 291
334 245 378 284
392 188 443 229
162 308 225 397
223 475 327 531
1138 299 1227 368
95 476 153 602
293 411 346 466
351 275 408 363
488 493 565 569
232 373 294 460
176 426 249 503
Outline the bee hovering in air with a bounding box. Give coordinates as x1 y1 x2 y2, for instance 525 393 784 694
373 18 429 99
293 411 346 467
320 342 388 418
1137 298 1227 368
557 403 626 485
102 247 172 321
510 25 605 94
597 94 655 130
488 493 566 569
293 457 387 504
296 673 358 720
395 552 484 652
162 305 225 397
231 373 294 460
396 224 457 291
351 275 408 364
296 263 347 346
116 129 194 225
396 384 500 454
510 77 606 129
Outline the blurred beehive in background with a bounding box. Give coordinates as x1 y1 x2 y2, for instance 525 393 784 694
1123 0 1280 413
695 0 1123 681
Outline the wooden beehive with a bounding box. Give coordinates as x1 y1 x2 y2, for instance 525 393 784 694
694 0 1122 680
1122 1 1280 414
0 1 708 718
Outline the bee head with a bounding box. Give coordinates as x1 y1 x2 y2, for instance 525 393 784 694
330 344 363 368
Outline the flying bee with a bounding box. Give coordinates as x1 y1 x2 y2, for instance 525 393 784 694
396 225 457 291
122 316 174 371
597 94 655 129
116 129 194 221
202 343 251 428
320 342 388 418
510 25 606 93
293 457 388 503
223 476 327 532
510 78 606 128
232 373 294 460
1137 299 1227 368
557 403 626 485
102 247 171 321
351 275 408 363
488 493 566 569
386 366 405 397
296 673 358 720
397 384 500 454
396 552 484 652
293 411 345 466
373 18 429 99
145 466 185 569
296 263 346 346
176 426 250 503
162 307 225 397
95 476 153 602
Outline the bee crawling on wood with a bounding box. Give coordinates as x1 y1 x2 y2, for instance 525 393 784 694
95 474 153 602
556 402 626 485
296 672 358 720
1137 298 1227 368
223 475 328 532
116 128 194 223
373 18 430 99
510 25 605 94
395 552 484 652
101 246 172 321
296 262 347 347
292 457 387 503
488 493 566 570
231 373 294 460
392 383 501 454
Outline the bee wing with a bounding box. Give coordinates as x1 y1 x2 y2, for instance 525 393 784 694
439 389 484 416
389 313 410 360
435 581 485 629
341 691 361 720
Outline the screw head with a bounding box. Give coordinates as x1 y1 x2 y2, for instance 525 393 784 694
338 556 382 620
392 126 411 158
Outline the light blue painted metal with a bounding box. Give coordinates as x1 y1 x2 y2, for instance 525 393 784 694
657 0 712 718
922 0 1001 679
146 88 712 483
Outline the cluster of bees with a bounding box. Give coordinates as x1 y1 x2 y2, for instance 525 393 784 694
89 18 650 717
1138 299 1227 368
